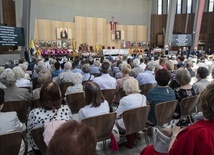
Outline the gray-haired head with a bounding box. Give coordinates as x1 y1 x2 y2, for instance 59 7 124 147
0 68 16 86
13 66 25 80
145 62 154 71
133 59 140 67
64 62 72 71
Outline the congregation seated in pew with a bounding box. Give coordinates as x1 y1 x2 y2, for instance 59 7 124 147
27 82 72 154
0 68 31 102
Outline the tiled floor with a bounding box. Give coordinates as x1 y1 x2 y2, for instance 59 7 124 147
96 131 153 155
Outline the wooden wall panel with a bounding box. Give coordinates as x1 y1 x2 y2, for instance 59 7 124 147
174 14 186 33
201 12 214 34
96 18 107 45
75 16 86 47
34 19 39 40
126 25 137 41
150 15 167 47
106 24 114 48
137 26 147 42
151 12 214 52
0 0 16 52
186 14 194 34
34 16 148 50
85 17 97 47
2 0 16 26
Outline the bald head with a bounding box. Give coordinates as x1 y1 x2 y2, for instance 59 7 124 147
64 62 72 71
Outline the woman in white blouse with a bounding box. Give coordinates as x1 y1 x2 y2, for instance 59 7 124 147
78 81 110 122
115 78 147 131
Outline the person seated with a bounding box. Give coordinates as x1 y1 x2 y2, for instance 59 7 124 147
89 57 100 75
32 60 46 79
115 78 147 131
48 120 96 155
32 69 52 101
93 62 116 90
141 83 214 155
130 58 144 78
185 60 195 77
0 88 26 155
27 82 72 154
115 64 123 79
0 68 31 102
54 62 75 85
49 59 57 71
174 68 196 102
65 73 83 96
159 57 167 69
51 61 64 78
136 62 157 86
112 60 122 78
82 63 94 82
193 67 210 95
173 68 196 118
78 81 109 122
72 59 83 74
13 66 32 88
154 65 163 76
18 63 31 80
113 63 133 104
166 60 176 80
146 69 176 125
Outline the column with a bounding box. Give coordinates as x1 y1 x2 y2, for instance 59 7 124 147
0 0 3 23
191 0 205 51
164 0 177 52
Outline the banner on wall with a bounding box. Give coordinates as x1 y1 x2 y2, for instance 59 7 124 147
0 25 25 46
56 28 72 39
171 34 192 47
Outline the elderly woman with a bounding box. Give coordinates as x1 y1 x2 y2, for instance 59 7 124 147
78 81 109 122
65 73 83 96
0 68 31 102
141 83 214 155
32 69 52 100
27 82 72 154
115 78 147 131
130 58 144 78
174 68 195 102
113 63 133 104
82 63 94 82
146 69 176 125
116 63 132 90
13 66 32 88
18 63 31 80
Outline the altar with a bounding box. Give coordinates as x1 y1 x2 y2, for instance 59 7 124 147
102 49 129 56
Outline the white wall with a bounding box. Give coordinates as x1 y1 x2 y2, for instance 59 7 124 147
33 0 152 25
19 0 152 44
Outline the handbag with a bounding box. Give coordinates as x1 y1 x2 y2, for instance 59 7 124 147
153 127 171 153
43 109 66 146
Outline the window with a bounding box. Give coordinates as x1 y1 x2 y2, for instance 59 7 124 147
177 0 182 14
209 0 214 12
187 0 192 14
158 0 163 15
